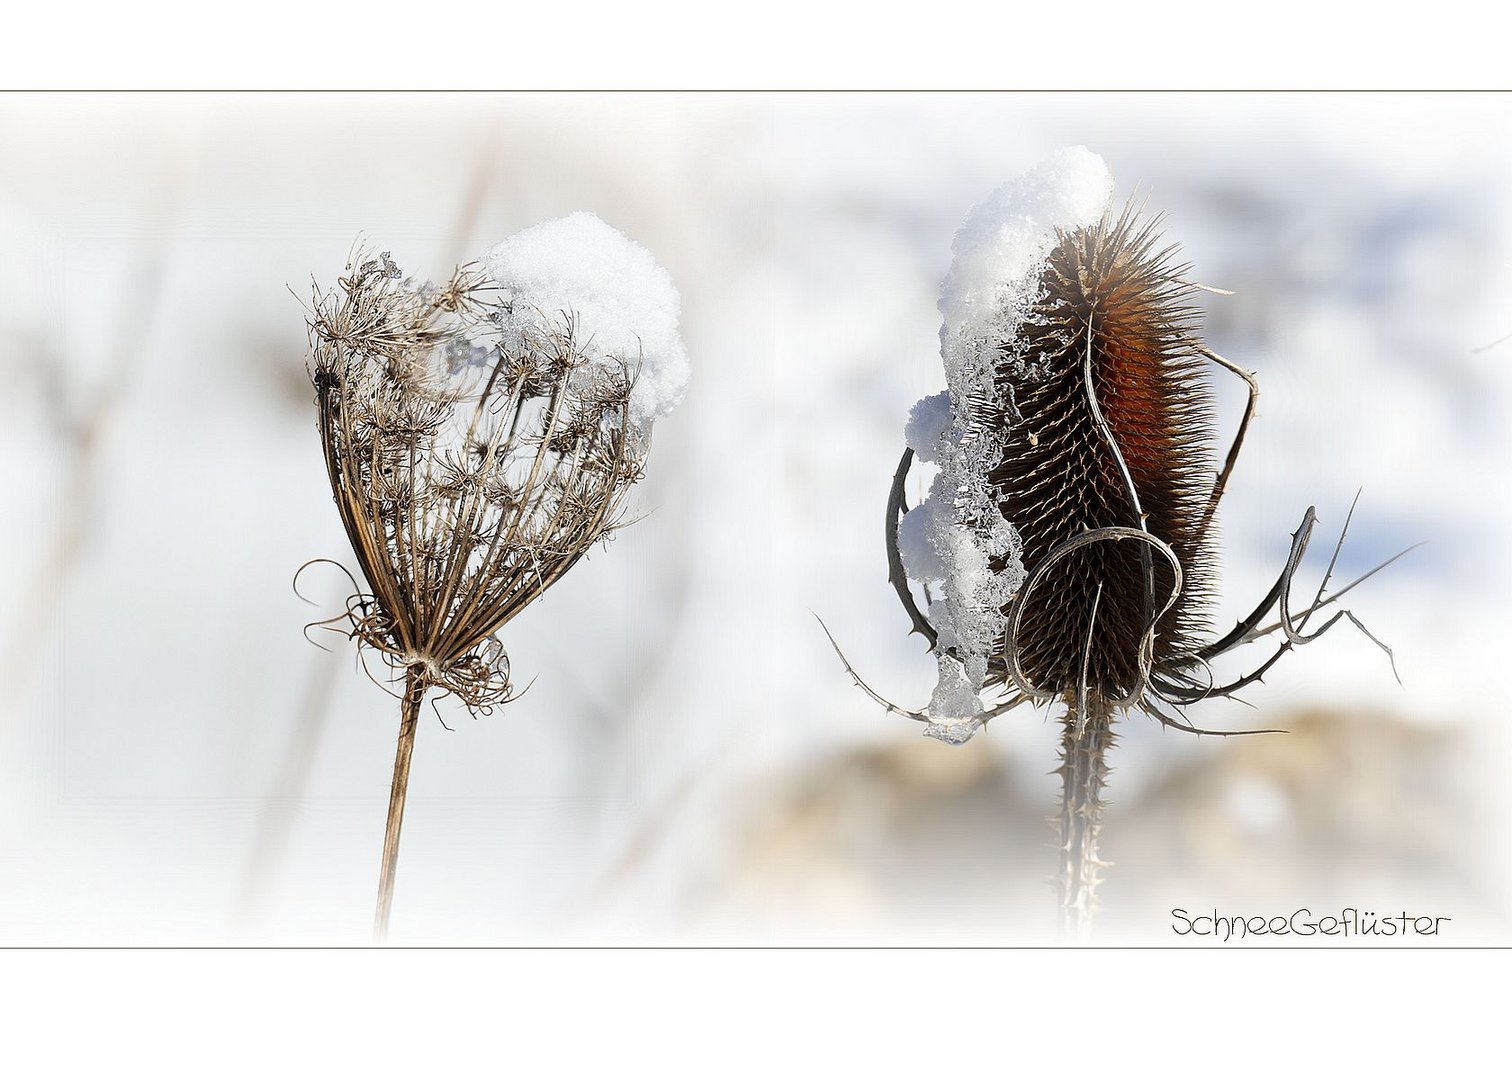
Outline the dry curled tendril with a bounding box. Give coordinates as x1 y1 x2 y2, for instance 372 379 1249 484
296 249 648 715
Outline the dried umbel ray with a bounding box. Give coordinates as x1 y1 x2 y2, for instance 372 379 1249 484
302 226 682 938
825 152 1410 937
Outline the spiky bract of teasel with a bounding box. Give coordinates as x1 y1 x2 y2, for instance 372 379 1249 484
306 250 644 711
986 206 1218 703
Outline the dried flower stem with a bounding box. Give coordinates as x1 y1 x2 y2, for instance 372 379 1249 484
1055 691 1115 940
247 166 500 926
375 666 427 940
304 237 665 939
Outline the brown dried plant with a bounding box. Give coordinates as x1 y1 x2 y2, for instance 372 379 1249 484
825 159 1413 939
302 249 648 939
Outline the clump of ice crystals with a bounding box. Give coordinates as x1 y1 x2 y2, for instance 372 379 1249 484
482 211 691 434
899 147 1113 737
921 716 986 746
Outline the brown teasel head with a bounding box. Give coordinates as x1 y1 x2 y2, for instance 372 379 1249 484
984 204 1218 702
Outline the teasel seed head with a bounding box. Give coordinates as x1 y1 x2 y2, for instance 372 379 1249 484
986 203 1218 702
830 147 1409 938
869 146 1404 742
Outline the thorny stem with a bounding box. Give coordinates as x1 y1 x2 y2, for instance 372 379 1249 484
1056 691 1115 941
375 666 427 941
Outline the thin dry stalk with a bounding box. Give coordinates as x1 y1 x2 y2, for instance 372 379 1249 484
375 666 426 939
1055 691 1115 939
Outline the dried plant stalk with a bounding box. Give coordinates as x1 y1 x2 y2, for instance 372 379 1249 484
996 209 1205 933
304 244 656 939
375 667 425 937
242 166 498 925
1056 691 1115 940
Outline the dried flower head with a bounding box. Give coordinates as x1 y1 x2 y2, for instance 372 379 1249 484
299 214 689 939
825 148 1408 934
306 260 630 710
304 217 687 712
838 147 1401 738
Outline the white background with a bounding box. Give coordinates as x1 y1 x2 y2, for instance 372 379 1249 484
2 14 1512 1070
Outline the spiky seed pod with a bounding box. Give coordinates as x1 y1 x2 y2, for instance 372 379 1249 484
986 206 1217 702
803 139 1423 947
838 149 1407 941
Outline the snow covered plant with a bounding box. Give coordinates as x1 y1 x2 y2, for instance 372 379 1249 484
301 212 689 939
825 147 1407 936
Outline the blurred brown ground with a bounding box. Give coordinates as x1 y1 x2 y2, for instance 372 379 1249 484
697 708 1494 943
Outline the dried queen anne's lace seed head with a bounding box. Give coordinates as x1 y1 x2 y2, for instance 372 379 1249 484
305 214 689 712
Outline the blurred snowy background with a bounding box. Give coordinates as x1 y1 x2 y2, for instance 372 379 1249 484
1 93 1508 944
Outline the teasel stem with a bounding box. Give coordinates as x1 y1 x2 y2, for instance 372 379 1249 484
1056 689 1116 941
375 664 427 941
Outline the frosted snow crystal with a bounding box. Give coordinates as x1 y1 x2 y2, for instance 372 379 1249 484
938 145 1113 385
904 147 1114 734
482 211 690 432
897 496 944 583
922 716 986 746
445 335 494 374
904 390 951 463
928 653 984 720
